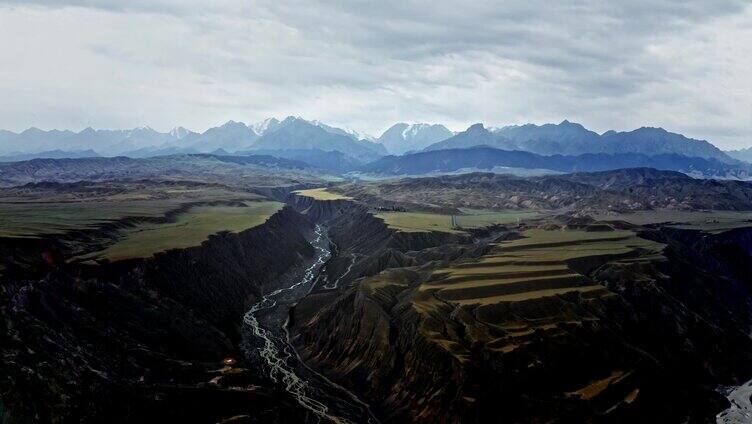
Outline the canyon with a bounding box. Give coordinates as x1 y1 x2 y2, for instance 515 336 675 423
2 174 752 423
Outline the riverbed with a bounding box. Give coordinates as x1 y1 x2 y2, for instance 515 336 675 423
242 225 378 423
718 379 752 424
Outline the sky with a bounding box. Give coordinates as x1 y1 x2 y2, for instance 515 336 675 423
0 0 750 149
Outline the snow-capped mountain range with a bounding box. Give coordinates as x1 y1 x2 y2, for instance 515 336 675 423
0 118 747 168
377 123 456 155
0 116 390 160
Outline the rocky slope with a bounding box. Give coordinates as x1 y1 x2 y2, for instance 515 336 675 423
0 207 318 423
0 154 323 187
5 180 752 423
290 209 752 423
336 170 752 212
249 117 386 163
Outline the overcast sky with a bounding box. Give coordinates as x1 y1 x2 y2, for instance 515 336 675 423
0 1 750 148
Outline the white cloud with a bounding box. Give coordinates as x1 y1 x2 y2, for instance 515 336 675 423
0 0 750 148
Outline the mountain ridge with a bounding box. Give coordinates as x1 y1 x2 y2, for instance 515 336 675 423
426 121 735 163
0 119 747 168
377 123 455 154
727 146 752 163
247 116 386 162
360 145 752 179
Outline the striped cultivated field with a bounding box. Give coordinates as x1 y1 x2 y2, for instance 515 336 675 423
423 228 664 303
414 227 665 356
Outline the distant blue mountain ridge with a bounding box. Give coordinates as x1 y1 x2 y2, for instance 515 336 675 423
424 121 735 164
1 119 749 179
358 146 752 180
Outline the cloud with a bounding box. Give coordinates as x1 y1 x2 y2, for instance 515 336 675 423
0 0 750 148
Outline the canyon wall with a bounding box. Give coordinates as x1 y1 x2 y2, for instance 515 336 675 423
0 206 315 423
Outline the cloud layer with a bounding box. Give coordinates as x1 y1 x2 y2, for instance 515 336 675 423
0 0 750 148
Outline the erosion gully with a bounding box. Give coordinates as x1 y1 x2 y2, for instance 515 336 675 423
242 224 378 424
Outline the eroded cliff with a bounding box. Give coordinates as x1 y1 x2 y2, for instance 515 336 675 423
0 206 316 423
291 215 752 423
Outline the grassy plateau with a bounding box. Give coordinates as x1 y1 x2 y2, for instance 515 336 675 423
375 209 544 233
0 183 262 238
80 201 283 262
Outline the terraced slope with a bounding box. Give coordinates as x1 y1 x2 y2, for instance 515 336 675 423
412 228 665 359
294 221 752 422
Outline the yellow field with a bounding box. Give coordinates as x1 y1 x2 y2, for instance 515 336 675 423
293 188 352 201
80 201 283 262
568 371 629 400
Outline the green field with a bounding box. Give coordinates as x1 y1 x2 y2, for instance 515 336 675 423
0 184 263 238
377 209 752 235
375 212 461 233
454 208 543 228
0 200 188 238
293 187 352 201
376 209 543 233
80 201 283 262
593 210 752 233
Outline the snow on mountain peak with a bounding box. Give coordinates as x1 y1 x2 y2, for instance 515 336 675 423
128 126 155 136
170 127 191 139
309 119 375 141
378 123 455 155
401 123 431 139
250 118 281 136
